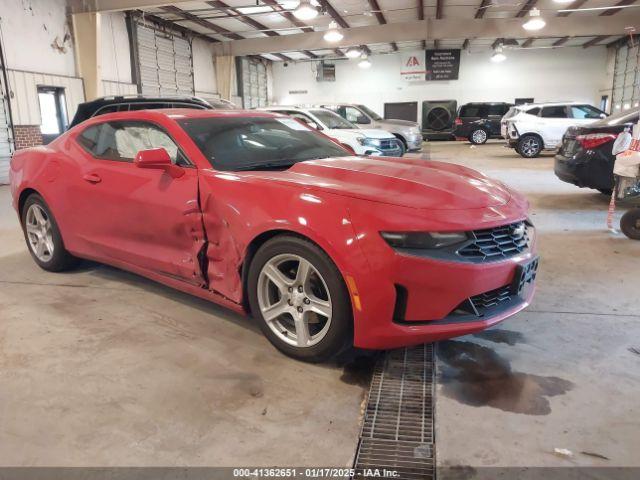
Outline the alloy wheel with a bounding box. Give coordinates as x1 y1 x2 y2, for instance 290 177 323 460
522 137 540 157
25 204 54 262
472 129 488 144
257 254 332 348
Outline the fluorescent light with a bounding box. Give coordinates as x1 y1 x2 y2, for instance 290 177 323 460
293 0 318 20
491 46 507 62
345 47 362 58
523 7 546 31
358 55 372 68
236 6 273 14
323 21 343 42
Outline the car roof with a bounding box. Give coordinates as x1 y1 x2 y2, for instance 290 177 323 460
516 102 588 108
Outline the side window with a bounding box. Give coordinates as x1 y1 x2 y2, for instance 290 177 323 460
541 106 568 118
288 112 320 129
488 104 506 116
344 107 362 123
460 105 483 117
526 107 540 116
570 105 604 119
77 121 185 164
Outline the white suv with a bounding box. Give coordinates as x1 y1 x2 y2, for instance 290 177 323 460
502 103 606 158
261 106 404 157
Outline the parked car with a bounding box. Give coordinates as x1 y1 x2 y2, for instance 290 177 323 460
320 103 423 153
261 106 404 157
502 103 607 158
10 108 537 361
454 102 513 145
69 95 228 128
555 109 638 194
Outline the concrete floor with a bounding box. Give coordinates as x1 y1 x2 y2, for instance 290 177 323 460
0 141 639 468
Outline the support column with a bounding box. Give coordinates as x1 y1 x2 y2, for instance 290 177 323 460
215 55 235 101
72 12 102 101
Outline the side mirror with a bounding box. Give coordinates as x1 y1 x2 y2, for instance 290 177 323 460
134 148 184 178
600 113 607 119
356 115 371 125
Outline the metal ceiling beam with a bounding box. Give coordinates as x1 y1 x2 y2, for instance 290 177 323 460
367 0 398 51
557 0 588 17
515 0 537 18
317 0 371 55
434 0 444 49
417 0 426 49
475 0 492 19
68 0 194 13
552 37 569 46
210 15 640 56
583 36 608 47
205 1 316 59
521 38 535 47
600 0 636 16
462 38 470 49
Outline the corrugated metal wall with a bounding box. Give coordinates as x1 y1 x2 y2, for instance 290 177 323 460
0 63 12 184
6 70 85 126
611 42 640 112
239 57 268 109
136 24 194 96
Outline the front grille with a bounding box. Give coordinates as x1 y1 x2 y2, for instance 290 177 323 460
470 285 512 310
379 139 402 150
458 220 531 262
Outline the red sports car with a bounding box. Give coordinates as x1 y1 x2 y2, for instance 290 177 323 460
10 109 538 362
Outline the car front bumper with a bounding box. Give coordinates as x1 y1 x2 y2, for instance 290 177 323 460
347 225 537 349
406 133 423 151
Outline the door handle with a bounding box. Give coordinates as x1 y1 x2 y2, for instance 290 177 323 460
83 173 102 184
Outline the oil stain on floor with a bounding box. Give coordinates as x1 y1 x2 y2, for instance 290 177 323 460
437 340 573 415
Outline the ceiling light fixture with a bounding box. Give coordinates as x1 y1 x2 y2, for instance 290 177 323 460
523 7 546 30
358 54 372 69
345 47 362 58
293 0 319 21
491 45 507 63
323 21 343 42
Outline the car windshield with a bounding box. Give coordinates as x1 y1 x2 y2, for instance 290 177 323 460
309 109 356 129
590 109 638 127
356 105 382 121
178 116 350 171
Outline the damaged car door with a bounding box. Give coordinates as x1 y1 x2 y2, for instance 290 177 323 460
72 120 207 286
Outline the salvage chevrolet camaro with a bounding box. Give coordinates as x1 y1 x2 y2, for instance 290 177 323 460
10 109 538 361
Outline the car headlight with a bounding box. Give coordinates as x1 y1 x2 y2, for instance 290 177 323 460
381 231 468 249
363 138 382 147
356 137 366 146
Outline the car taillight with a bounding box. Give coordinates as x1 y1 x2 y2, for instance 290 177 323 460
576 133 617 150
454 117 463 125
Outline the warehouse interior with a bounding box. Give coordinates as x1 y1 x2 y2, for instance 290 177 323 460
0 0 639 479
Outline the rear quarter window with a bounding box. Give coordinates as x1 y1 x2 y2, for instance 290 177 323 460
459 105 486 117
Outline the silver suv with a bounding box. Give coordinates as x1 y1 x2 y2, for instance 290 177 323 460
320 104 423 152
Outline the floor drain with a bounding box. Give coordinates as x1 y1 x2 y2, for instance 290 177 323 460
353 344 435 479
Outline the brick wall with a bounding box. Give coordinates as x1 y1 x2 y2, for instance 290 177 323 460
14 125 43 150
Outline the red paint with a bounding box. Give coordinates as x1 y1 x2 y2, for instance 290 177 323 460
10 109 537 350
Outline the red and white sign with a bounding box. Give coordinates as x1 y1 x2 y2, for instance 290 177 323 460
400 52 426 81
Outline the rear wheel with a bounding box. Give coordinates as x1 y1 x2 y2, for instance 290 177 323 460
247 235 352 362
21 193 79 272
517 134 543 158
621 208 640 240
469 128 489 145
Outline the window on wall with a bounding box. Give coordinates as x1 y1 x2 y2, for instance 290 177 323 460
38 87 67 144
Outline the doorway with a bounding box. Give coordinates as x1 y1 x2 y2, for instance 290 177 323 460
38 86 67 144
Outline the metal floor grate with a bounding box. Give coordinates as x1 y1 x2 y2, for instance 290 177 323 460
353 344 435 480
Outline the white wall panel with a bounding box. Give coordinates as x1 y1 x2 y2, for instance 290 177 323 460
101 12 133 84
193 38 217 96
102 80 138 97
7 70 85 126
272 47 610 121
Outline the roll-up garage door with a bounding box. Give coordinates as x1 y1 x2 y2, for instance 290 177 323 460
611 42 640 112
136 24 194 96
0 63 12 184
239 57 268 109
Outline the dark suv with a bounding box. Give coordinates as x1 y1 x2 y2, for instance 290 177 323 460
454 102 513 144
68 95 231 128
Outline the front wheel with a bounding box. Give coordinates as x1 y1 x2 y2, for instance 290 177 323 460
621 208 640 240
469 128 489 145
517 134 543 158
247 235 352 362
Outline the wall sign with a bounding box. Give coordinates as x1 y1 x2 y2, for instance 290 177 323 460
425 49 461 81
400 52 427 81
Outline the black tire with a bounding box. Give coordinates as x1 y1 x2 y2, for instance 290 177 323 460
396 139 406 157
247 235 353 362
516 134 543 158
394 135 408 154
469 128 489 145
21 193 79 272
621 208 640 240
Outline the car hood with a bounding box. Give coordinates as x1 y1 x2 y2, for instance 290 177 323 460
357 128 397 139
379 118 420 129
246 157 512 210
